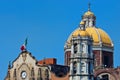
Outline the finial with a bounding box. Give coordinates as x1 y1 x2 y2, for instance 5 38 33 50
88 2 91 11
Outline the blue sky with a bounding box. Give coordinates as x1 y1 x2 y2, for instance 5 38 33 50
0 0 120 79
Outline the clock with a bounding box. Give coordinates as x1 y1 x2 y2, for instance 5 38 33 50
21 71 27 79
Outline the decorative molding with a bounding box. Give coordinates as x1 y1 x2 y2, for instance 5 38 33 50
18 63 30 70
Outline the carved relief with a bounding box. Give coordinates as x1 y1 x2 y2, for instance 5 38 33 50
22 53 27 62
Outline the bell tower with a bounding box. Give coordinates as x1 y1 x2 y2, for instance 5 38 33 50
64 3 114 70
69 22 94 80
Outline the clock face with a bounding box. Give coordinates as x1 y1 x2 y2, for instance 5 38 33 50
21 71 27 79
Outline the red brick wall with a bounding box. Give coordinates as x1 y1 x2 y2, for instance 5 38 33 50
93 50 101 67
38 58 57 65
93 50 113 69
65 51 71 66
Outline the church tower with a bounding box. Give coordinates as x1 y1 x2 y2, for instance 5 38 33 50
69 21 94 80
64 4 114 70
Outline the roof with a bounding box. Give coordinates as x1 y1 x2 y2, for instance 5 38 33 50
66 27 113 47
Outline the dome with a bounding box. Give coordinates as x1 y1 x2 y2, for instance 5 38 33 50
83 11 95 17
72 30 89 37
67 27 113 47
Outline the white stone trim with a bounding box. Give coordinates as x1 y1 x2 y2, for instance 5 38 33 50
93 47 113 52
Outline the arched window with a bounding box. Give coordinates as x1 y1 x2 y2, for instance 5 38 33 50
37 68 42 80
14 69 17 80
14 69 16 77
31 68 35 80
45 69 49 80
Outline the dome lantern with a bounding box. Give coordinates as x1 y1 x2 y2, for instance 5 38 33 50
82 3 96 28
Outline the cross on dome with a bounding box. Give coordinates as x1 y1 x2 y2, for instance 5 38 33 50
88 2 91 11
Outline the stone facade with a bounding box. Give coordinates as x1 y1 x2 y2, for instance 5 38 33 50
5 51 50 80
5 51 69 80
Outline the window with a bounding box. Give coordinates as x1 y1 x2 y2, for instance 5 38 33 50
31 68 35 80
104 56 109 67
74 43 77 54
14 69 16 77
14 69 17 80
73 61 77 74
31 68 34 76
45 69 49 80
101 74 109 80
88 62 91 74
88 45 91 54
38 68 43 80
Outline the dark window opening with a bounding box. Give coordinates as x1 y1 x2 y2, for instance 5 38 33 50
73 61 77 74
45 69 49 80
88 45 91 54
37 68 42 80
104 56 109 67
101 75 109 80
88 62 91 74
14 69 16 77
74 43 77 54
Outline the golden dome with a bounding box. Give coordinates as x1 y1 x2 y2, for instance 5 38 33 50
84 11 94 17
67 27 113 47
72 30 89 37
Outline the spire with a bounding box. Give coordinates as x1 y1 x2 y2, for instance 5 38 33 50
88 2 91 11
